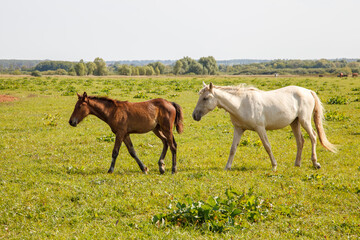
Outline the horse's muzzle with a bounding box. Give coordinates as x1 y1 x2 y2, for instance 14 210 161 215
69 119 77 127
192 112 202 121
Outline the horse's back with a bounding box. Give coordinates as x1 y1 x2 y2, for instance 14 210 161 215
258 86 315 130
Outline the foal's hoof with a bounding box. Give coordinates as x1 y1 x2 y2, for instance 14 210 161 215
107 169 114 174
143 167 149 174
313 163 321 169
159 168 165 174
272 166 277 172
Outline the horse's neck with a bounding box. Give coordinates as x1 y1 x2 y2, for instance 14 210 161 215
214 88 242 115
88 99 111 123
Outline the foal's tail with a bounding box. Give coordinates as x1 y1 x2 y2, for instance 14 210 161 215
311 91 337 153
171 102 184 134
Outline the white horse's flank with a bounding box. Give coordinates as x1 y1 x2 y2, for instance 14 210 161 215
192 82 336 171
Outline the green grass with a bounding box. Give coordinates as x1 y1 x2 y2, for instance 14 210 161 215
1 75 360 239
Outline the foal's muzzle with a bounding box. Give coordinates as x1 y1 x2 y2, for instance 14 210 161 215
69 119 77 127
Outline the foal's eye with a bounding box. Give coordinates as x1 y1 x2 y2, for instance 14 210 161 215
203 97 208 101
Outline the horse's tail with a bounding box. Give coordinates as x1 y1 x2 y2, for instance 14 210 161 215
311 91 337 153
171 102 184 134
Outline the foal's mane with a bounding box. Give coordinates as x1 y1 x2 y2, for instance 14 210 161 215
88 96 123 107
200 84 259 96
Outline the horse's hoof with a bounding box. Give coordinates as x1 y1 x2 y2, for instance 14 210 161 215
294 163 301 167
224 166 231 170
107 169 114 174
143 167 148 174
314 163 321 169
159 168 165 174
272 166 277 172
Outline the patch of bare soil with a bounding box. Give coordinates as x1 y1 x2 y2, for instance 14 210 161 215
0 95 19 103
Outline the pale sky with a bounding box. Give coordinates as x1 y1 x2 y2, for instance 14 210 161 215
1 0 359 61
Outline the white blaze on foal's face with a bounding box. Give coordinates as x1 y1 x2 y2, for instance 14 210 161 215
192 82 218 121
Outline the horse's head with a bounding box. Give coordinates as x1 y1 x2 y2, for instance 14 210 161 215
69 92 91 127
192 82 218 121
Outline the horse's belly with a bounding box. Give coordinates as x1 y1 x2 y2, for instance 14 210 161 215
265 114 296 130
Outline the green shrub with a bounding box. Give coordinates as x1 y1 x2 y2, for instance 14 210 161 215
31 70 42 77
326 96 350 105
62 86 77 96
324 110 350 121
153 188 272 233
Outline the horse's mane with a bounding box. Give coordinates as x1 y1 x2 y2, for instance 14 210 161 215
200 84 259 96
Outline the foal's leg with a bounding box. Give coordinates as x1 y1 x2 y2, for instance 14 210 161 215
153 128 168 174
225 127 244 170
108 134 124 173
161 128 177 174
123 135 148 173
290 118 305 167
299 119 321 169
256 127 277 171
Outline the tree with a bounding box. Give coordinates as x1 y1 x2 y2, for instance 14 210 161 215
148 62 165 74
118 65 132 76
145 66 154 75
74 60 86 76
199 56 218 75
93 57 108 76
173 60 183 75
188 61 203 74
138 66 146 75
154 66 160 75
86 62 96 75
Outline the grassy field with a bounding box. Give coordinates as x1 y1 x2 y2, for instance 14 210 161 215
1 75 360 239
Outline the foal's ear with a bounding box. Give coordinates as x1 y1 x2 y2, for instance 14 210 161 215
77 92 81 99
83 92 88 102
203 81 207 88
209 82 214 93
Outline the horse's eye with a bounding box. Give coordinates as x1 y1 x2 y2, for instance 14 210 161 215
203 97 208 101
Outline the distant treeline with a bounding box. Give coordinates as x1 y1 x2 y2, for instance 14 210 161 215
1 57 359 76
221 59 360 75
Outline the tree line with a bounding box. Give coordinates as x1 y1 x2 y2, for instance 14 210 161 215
1 57 359 76
220 59 360 75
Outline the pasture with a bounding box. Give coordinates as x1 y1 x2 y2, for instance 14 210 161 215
0 75 359 239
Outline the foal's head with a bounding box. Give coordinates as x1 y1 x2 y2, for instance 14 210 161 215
69 92 91 127
192 82 218 121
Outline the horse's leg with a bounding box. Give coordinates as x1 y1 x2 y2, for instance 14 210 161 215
108 134 124 173
153 128 168 174
290 118 305 167
256 127 277 171
299 119 321 169
225 127 244 170
123 135 148 173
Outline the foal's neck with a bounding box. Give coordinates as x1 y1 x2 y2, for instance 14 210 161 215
88 98 113 123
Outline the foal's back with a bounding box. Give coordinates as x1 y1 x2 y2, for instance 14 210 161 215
115 98 175 134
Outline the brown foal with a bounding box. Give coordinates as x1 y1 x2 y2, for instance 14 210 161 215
69 92 183 174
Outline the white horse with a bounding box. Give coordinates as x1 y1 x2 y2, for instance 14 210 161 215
192 82 337 171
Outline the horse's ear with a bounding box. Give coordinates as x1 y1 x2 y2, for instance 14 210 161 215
77 93 81 99
203 82 207 88
83 92 88 102
209 82 214 93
